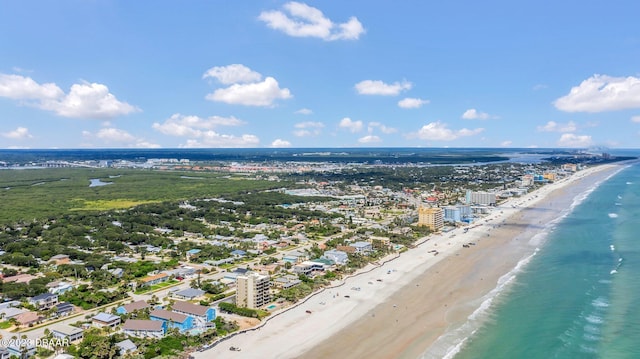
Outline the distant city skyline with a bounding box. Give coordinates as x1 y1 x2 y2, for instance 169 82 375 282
1 1 640 149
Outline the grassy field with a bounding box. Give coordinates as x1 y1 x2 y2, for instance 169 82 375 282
0 168 283 223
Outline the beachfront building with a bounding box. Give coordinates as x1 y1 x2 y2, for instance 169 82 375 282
292 261 327 276
465 190 497 206
352 241 373 254
122 319 166 338
171 301 215 328
150 309 194 332
322 249 348 265
443 206 462 223
236 272 271 309
418 207 444 232
116 300 150 315
92 312 121 328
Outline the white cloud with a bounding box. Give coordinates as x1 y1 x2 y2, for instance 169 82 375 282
631 115 640 123
294 121 324 129
295 108 313 115
202 64 262 85
206 76 291 107
358 135 381 144
293 121 324 137
41 82 140 119
554 74 640 112
271 139 292 147
461 108 495 120
0 74 63 99
181 133 260 148
152 113 259 147
536 121 577 133
152 114 245 136
2 127 33 140
500 140 512 147
83 127 160 148
258 2 365 41
355 80 412 96
0 74 139 119
533 84 548 91
398 97 429 109
557 133 593 147
410 121 484 141
339 117 363 133
368 122 397 134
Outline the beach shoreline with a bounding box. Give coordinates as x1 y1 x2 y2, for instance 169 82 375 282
195 162 628 359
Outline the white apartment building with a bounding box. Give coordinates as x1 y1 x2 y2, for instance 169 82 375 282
236 272 271 309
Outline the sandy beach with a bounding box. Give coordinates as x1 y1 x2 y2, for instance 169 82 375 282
196 163 625 359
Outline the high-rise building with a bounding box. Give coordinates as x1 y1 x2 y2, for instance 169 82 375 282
418 207 444 232
236 272 271 309
465 190 497 206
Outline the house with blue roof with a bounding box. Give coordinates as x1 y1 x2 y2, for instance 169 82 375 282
150 309 194 332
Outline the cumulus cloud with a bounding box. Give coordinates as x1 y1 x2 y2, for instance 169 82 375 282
554 74 640 112
295 108 313 115
461 108 495 120
0 74 139 119
152 113 259 147
339 117 363 133
368 122 397 134
358 135 381 144
258 2 365 41
500 140 513 147
293 121 324 137
83 127 160 148
271 139 292 147
204 65 292 107
557 133 593 147
202 64 262 85
180 133 260 148
0 74 63 99
631 115 640 123
409 121 484 141
152 114 245 136
398 97 429 109
536 121 577 133
2 127 33 140
355 80 412 96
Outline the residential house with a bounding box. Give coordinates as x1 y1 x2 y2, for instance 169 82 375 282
140 273 169 286
49 254 71 265
149 309 193 332
322 249 349 265
47 281 74 295
50 323 84 342
351 241 373 254
54 302 74 317
15 311 42 327
273 275 302 289
282 250 308 264
7 343 35 358
230 249 247 258
29 292 59 310
172 288 205 301
92 312 121 328
2 273 36 284
116 300 150 315
0 307 26 320
293 261 327 276
122 319 165 338
171 301 215 328
115 339 138 355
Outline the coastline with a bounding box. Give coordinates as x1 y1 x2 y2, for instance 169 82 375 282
196 163 628 359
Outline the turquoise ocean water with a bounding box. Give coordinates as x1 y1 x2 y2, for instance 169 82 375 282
442 162 640 359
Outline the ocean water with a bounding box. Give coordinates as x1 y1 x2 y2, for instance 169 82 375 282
448 163 640 359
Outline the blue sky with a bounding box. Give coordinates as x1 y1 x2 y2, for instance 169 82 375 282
1 1 640 149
